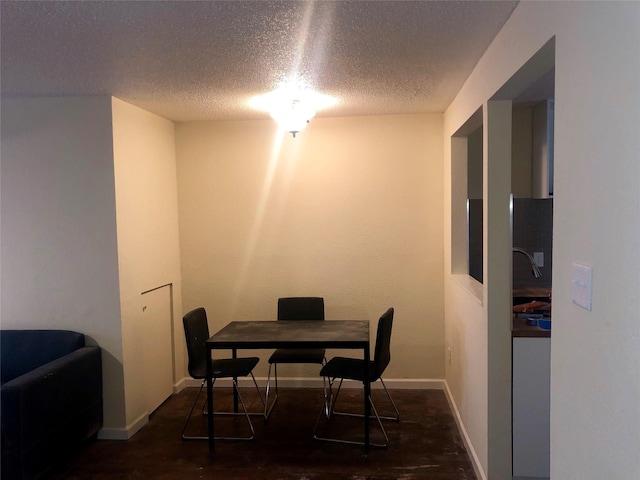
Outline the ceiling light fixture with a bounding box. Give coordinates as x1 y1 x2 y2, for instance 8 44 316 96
269 99 315 138
249 77 338 138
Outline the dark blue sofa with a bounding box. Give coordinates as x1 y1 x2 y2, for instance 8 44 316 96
1 330 103 480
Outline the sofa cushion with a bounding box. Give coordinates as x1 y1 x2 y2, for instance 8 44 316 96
0 330 85 385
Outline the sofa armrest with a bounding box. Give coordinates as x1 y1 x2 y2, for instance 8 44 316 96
1 346 103 452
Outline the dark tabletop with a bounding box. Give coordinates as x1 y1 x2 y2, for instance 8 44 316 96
206 320 370 349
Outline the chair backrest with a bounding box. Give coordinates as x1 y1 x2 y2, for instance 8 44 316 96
277 297 325 321
373 308 394 379
183 307 210 379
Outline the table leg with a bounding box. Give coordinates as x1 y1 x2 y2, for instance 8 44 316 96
364 344 370 452
232 348 239 413
206 345 214 450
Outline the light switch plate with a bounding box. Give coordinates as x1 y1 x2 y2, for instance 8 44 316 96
572 263 592 311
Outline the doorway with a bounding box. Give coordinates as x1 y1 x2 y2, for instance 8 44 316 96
502 41 555 480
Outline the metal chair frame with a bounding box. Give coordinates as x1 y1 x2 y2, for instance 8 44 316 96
181 374 264 441
264 297 325 420
264 356 327 419
322 375 400 422
182 307 265 441
313 308 398 448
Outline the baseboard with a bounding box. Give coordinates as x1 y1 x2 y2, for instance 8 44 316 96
97 411 149 440
99 376 476 463
97 381 188 440
173 377 187 394
443 381 487 480
181 376 445 390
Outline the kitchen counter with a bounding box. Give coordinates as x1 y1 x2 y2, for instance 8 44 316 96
513 286 551 299
512 317 551 338
513 285 551 337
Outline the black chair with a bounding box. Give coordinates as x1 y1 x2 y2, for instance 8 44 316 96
264 297 326 419
182 307 264 441
313 307 399 448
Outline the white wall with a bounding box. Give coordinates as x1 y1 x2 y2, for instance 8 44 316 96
0 96 186 438
112 98 184 434
444 2 640 479
550 3 639 477
175 114 445 381
0 97 127 429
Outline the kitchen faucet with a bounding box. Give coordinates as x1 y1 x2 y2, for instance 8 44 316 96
513 247 543 278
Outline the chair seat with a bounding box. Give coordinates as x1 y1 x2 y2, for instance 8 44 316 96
268 348 326 364
314 308 396 448
182 308 264 441
211 357 260 379
320 357 379 383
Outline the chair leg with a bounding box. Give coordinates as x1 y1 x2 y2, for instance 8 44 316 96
326 377 344 419
265 357 326 420
181 380 206 440
319 357 330 418
320 374 332 419
377 377 400 421
316 373 341 427
182 377 264 441
313 381 390 448
314 376 333 436
368 395 390 447
213 379 256 440
215 373 265 418
330 377 400 422
264 363 279 420
248 371 266 414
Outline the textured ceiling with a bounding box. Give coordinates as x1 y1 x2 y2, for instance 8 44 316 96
1 1 518 122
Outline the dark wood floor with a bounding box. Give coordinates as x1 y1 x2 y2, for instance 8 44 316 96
48 387 477 479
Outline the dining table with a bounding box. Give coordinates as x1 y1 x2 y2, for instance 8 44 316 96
205 319 371 451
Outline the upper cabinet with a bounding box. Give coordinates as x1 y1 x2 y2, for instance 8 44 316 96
532 99 554 199
512 99 554 199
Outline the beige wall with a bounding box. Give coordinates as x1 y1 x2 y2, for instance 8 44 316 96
444 2 640 479
112 98 184 434
175 114 444 380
